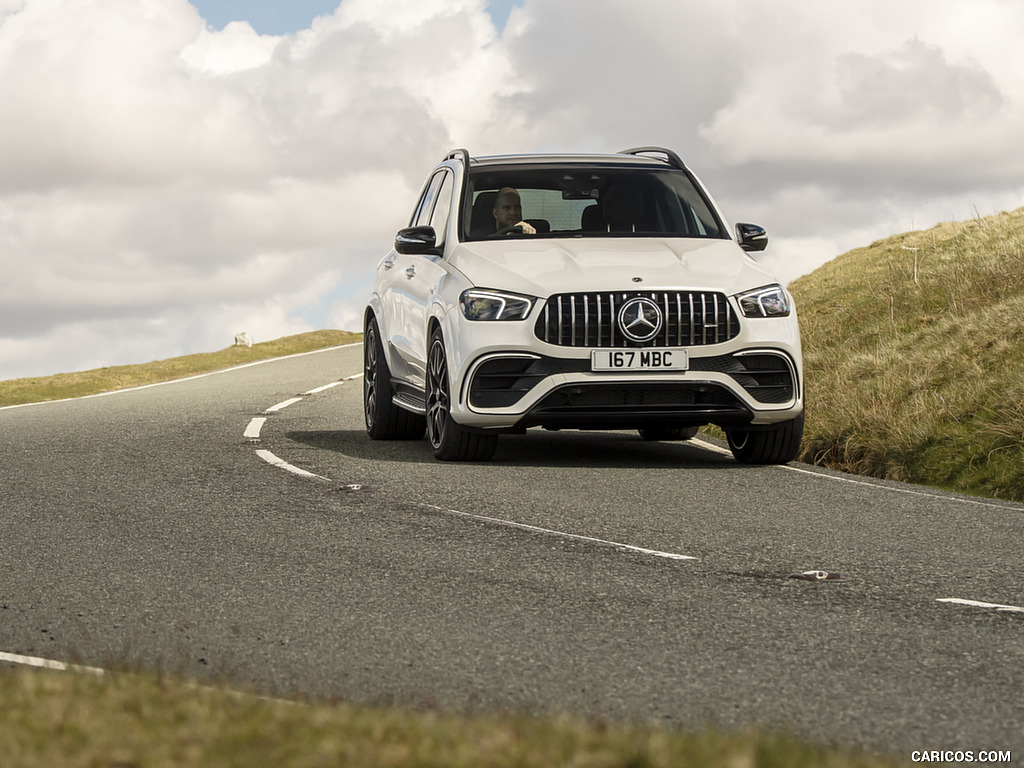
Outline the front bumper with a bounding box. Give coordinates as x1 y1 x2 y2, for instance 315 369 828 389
442 303 803 432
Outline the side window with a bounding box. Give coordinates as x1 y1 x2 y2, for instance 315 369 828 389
428 171 454 248
412 171 445 227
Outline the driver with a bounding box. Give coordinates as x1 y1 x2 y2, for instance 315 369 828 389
493 187 537 235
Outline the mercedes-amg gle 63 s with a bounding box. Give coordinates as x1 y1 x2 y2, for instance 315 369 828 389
364 147 804 463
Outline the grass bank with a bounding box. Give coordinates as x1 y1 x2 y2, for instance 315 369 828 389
0 330 361 408
790 206 1024 501
0 666 909 768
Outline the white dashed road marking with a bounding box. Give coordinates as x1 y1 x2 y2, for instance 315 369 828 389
302 381 345 395
255 449 328 481
937 598 1024 614
250 369 697 561
265 397 303 413
417 503 697 561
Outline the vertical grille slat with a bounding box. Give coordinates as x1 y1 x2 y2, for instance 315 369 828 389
676 293 683 346
583 294 590 346
688 293 695 345
700 294 708 344
609 294 616 347
663 294 671 346
570 295 577 345
535 291 740 348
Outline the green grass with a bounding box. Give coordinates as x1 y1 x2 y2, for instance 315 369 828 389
790 206 1024 501
0 330 361 408
0 666 910 768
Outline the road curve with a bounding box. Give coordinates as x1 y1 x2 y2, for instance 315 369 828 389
1 344 1021 758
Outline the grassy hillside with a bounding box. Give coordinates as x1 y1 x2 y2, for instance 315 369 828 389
0 330 361 408
790 206 1024 501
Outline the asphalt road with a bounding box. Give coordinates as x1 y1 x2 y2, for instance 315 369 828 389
2 343 1021 758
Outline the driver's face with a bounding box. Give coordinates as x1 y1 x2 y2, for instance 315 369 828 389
494 193 523 228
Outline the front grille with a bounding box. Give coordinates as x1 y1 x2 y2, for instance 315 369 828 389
535 291 740 348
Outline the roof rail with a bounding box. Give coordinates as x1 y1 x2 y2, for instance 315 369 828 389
618 146 687 172
445 148 471 167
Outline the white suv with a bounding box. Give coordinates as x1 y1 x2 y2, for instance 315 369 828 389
364 148 804 463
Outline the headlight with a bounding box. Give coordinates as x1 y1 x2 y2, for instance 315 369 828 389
460 289 536 321
736 285 791 318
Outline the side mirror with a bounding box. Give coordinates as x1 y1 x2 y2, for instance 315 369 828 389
394 226 438 255
736 223 768 253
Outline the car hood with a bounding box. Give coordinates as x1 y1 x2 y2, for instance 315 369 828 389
446 237 780 297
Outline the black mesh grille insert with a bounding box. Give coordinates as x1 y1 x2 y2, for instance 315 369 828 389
469 357 557 408
535 291 740 348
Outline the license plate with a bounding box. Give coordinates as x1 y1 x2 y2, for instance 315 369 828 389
591 348 689 371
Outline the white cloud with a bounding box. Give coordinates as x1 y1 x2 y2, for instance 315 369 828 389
180 20 279 75
1 0 1023 379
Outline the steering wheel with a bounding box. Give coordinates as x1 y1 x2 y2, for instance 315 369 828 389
493 224 524 236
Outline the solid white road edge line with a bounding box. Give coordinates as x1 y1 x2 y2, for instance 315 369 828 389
694 436 1020 512
0 651 105 675
417 502 697 561
937 598 1024 614
780 462 1019 511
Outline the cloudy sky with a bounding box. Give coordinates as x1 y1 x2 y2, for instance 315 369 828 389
1 0 1022 379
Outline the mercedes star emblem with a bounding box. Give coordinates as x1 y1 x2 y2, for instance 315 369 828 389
617 297 663 342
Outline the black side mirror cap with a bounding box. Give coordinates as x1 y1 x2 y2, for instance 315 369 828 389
736 223 768 253
395 226 438 255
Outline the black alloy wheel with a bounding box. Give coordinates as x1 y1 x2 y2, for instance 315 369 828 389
364 317 424 440
426 328 498 461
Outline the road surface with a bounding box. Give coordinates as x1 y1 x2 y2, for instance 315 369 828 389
1 343 1021 757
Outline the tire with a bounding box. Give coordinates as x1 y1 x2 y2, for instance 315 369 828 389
364 317 425 440
725 412 804 465
638 426 700 441
426 328 498 461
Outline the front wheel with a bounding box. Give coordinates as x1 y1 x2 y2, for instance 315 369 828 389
426 329 498 461
726 413 804 465
364 317 425 440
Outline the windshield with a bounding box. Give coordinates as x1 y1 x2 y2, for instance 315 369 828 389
461 164 728 242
